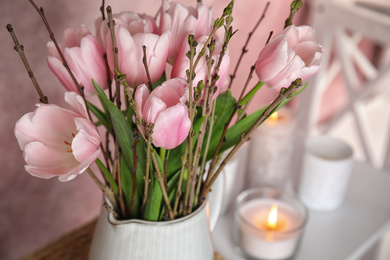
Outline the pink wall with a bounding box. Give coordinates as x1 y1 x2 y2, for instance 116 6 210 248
0 0 305 259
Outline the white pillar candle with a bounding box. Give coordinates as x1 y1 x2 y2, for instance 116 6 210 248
247 107 296 189
235 188 307 260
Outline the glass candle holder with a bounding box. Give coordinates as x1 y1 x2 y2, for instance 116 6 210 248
234 187 308 260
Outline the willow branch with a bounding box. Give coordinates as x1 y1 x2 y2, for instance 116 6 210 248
142 45 153 91
228 2 270 90
100 0 106 21
6 24 48 104
28 0 111 181
192 1 233 72
87 169 118 213
201 79 303 200
183 38 196 215
28 0 84 96
129 130 139 217
204 66 256 187
106 6 122 110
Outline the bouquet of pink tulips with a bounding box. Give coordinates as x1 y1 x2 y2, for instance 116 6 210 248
10 0 322 221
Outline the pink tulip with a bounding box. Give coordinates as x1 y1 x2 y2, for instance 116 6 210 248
47 25 108 96
105 25 169 88
255 25 323 91
95 11 157 49
135 78 191 149
14 92 101 182
158 0 213 64
171 36 230 104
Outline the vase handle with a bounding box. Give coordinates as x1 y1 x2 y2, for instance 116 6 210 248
207 170 225 232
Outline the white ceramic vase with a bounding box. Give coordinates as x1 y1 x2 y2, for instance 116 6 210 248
89 174 224 260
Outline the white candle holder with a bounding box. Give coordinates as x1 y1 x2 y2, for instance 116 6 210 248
234 188 308 260
298 136 353 212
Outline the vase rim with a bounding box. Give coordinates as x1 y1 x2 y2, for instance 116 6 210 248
106 198 209 226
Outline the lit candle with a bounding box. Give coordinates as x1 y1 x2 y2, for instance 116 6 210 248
247 107 296 189
235 189 307 260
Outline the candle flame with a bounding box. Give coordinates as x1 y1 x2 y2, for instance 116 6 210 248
267 204 278 230
269 112 278 122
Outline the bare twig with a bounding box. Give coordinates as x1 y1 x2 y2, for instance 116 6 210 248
228 2 270 90
6 24 48 104
87 169 118 213
100 0 106 21
204 66 256 189
201 79 303 201
142 45 153 91
103 202 119 218
28 0 84 95
28 0 111 182
106 6 122 110
130 130 139 217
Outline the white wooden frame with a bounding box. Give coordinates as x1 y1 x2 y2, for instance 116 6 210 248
297 0 390 170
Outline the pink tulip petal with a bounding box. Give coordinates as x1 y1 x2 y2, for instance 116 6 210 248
58 149 101 182
65 92 88 119
267 55 306 89
15 91 101 182
291 65 321 82
296 25 316 42
135 84 150 113
152 103 191 149
24 142 78 177
144 96 167 124
47 56 76 93
255 25 323 91
72 118 101 163
159 0 213 64
256 35 289 82
294 41 323 66
15 105 78 151
64 26 90 47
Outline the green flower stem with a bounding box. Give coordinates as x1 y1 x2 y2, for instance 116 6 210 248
173 144 188 216
141 134 152 215
160 148 166 163
114 142 127 218
151 151 174 220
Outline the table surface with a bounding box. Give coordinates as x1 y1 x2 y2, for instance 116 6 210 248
212 161 390 260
